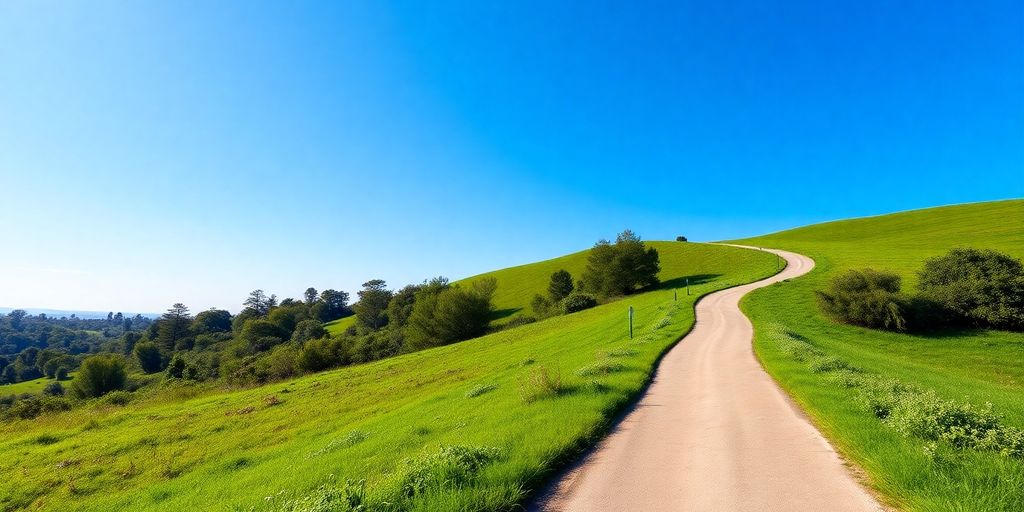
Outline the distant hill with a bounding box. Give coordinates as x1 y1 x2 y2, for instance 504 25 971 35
0 307 158 320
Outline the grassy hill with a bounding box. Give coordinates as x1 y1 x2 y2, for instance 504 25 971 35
0 242 777 511
733 199 1024 511
0 372 77 396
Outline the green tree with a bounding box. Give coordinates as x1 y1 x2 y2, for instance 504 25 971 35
133 341 163 373
317 289 350 322
355 280 392 330
581 230 661 296
405 278 495 350
191 309 232 334
71 355 127 398
304 287 319 305
243 289 276 316
548 270 575 302
156 303 192 351
291 319 327 344
239 319 287 351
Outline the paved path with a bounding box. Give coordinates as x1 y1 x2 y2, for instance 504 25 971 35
536 247 883 512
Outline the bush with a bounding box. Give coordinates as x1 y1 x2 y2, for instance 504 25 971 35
816 268 910 331
917 248 1024 331
676 236 687 242
72 355 127 398
518 365 562 403
42 381 64 396
561 293 598 314
133 342 163 373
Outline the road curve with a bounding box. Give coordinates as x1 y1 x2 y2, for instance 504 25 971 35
535 247 882 512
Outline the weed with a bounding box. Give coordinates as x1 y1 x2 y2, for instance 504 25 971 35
575 361 624 377
518 365 562 403
279 479 367 512
400 445 501 498
465 383 498 398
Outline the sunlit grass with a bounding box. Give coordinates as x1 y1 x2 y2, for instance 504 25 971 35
734 199 1024 511
0 242 776 511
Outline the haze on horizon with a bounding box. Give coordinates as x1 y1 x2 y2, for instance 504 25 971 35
1 1 1021 313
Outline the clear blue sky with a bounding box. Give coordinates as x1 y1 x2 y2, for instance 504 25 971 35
1 1 1021 313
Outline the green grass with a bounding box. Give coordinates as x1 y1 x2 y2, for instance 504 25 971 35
0 373 77 396
0 242 777 511
732 199 1024 511
324 315 356 336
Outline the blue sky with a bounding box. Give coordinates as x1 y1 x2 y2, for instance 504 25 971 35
1 1 1021 313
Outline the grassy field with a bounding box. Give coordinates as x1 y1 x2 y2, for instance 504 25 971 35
0 242 777 512
733 199 1024 511
0 373 77 396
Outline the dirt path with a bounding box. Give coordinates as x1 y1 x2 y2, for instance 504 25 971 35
535 247 882 512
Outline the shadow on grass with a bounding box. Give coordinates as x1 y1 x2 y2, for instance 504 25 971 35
489 308 522 322
656 273 721 291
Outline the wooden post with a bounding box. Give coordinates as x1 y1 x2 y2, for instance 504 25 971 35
686 277 690 296
674 289 677 302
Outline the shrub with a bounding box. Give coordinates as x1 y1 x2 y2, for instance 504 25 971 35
133 342 163 374
816 268 910 331
42 381 64 396
562 293 598 314
99 390 134 406
917 248 1024 331
292 319 327 344
55 367 69 381
518 365 562 403
676 236 687 242
531 294 554 318
72 355 128 398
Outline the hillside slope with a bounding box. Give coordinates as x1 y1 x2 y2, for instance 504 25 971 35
0 242 777 511
732 199 1024 511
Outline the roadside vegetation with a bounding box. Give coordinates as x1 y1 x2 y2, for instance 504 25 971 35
734 199 1024 511
0 241 777 511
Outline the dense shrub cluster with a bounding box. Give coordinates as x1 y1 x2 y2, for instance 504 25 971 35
917 248 1024 331
816 248 1024 333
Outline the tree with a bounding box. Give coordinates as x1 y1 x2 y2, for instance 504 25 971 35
548 270 575 302
243 290 276 316
317 289 350 322
71 355 127 398
405 278 495 350
355 280 392 330
7 309 27 331
134 341 163 373
291 319 327 344
239 319 287 352
386 284 422 329
917 248 1024 331
191 309 232 334
156 303 192 351
581 230 661 297
268 305 307 336
304 287 319 305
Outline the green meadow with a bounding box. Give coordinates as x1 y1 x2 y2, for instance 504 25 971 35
0 242 777 511
733 199 1024 511
0 372 76 396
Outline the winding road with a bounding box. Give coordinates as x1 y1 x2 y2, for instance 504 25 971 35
536 247 882 511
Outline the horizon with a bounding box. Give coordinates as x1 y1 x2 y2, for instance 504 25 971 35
2 1 1022 313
